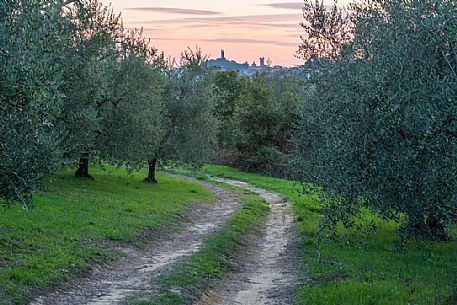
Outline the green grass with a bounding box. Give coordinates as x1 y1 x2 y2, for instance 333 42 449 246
201 165 457 305
0 165 215 305
125 195 270 305
163 166 253 195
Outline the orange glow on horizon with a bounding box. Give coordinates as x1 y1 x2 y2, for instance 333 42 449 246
102 0 353 66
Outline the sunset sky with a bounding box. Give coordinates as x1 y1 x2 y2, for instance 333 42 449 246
101 1 352 67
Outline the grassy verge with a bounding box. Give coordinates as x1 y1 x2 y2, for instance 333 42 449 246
0 165 215 305
124 194 270 305
201 165 457 305
163 166 252 195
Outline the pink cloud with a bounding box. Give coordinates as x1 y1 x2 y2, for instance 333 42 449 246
131 14 300 25
123 7 221 15
262 2 304 10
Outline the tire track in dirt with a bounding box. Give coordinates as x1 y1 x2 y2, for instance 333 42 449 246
30 178 242 305
197 178 299 305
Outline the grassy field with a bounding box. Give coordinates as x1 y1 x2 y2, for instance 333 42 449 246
201 165 457 305
125 195 270 305
0 166 215 305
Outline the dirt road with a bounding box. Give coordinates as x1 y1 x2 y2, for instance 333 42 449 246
30 177 299 305
30 179 241 305
197 178 299 305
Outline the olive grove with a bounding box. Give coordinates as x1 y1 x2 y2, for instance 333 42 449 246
0 0 218 204
294 0 457 240
2 0 455 243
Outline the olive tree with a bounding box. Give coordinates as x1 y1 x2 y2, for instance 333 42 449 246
58 0 122 178
294 0 457 240
0 0 71 205
97 29 165 171
144 48 218 183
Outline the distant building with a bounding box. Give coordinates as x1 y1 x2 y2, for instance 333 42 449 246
208 50 249 71
259 57 265 67
207 50 294 77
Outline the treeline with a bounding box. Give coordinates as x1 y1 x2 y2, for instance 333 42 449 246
0 0 301 207
2 0 457 241
0 0 216 205
214 0 457 242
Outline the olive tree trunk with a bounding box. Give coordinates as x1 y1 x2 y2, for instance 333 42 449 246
144 158 158 183
75 153 93 179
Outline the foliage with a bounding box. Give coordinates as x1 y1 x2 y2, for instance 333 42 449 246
231 73 303 177
98 29 165 170
158 48 218 166
58 0 122 162
295 0 457 240
297 0 351 61
0 0 70 205
0 0 126 202
0 165 214 305
202 165 457 305
1 0 217 201
213 70 246 150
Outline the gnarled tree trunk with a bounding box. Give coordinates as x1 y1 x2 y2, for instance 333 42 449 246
144 158 158 183
75 153 93 179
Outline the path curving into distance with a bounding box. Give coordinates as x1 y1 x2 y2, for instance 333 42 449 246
30 178 242 305
30 176 299 305
197 178 300 305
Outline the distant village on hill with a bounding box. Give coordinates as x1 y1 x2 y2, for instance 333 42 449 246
208 49 301 77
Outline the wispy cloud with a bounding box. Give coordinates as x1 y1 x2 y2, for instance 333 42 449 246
147 36 298 47
128 14 302 33
257 22 299 28
123 7 221 15
131 14 300 25
182 22 300 30
262 2 303 10
204 38 297 47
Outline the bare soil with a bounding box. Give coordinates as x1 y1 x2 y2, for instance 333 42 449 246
196 178 300 305
30 176 300 305
30 179 241 305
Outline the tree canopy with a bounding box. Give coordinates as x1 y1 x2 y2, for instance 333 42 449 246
294 0 457 240
0 0 218 203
